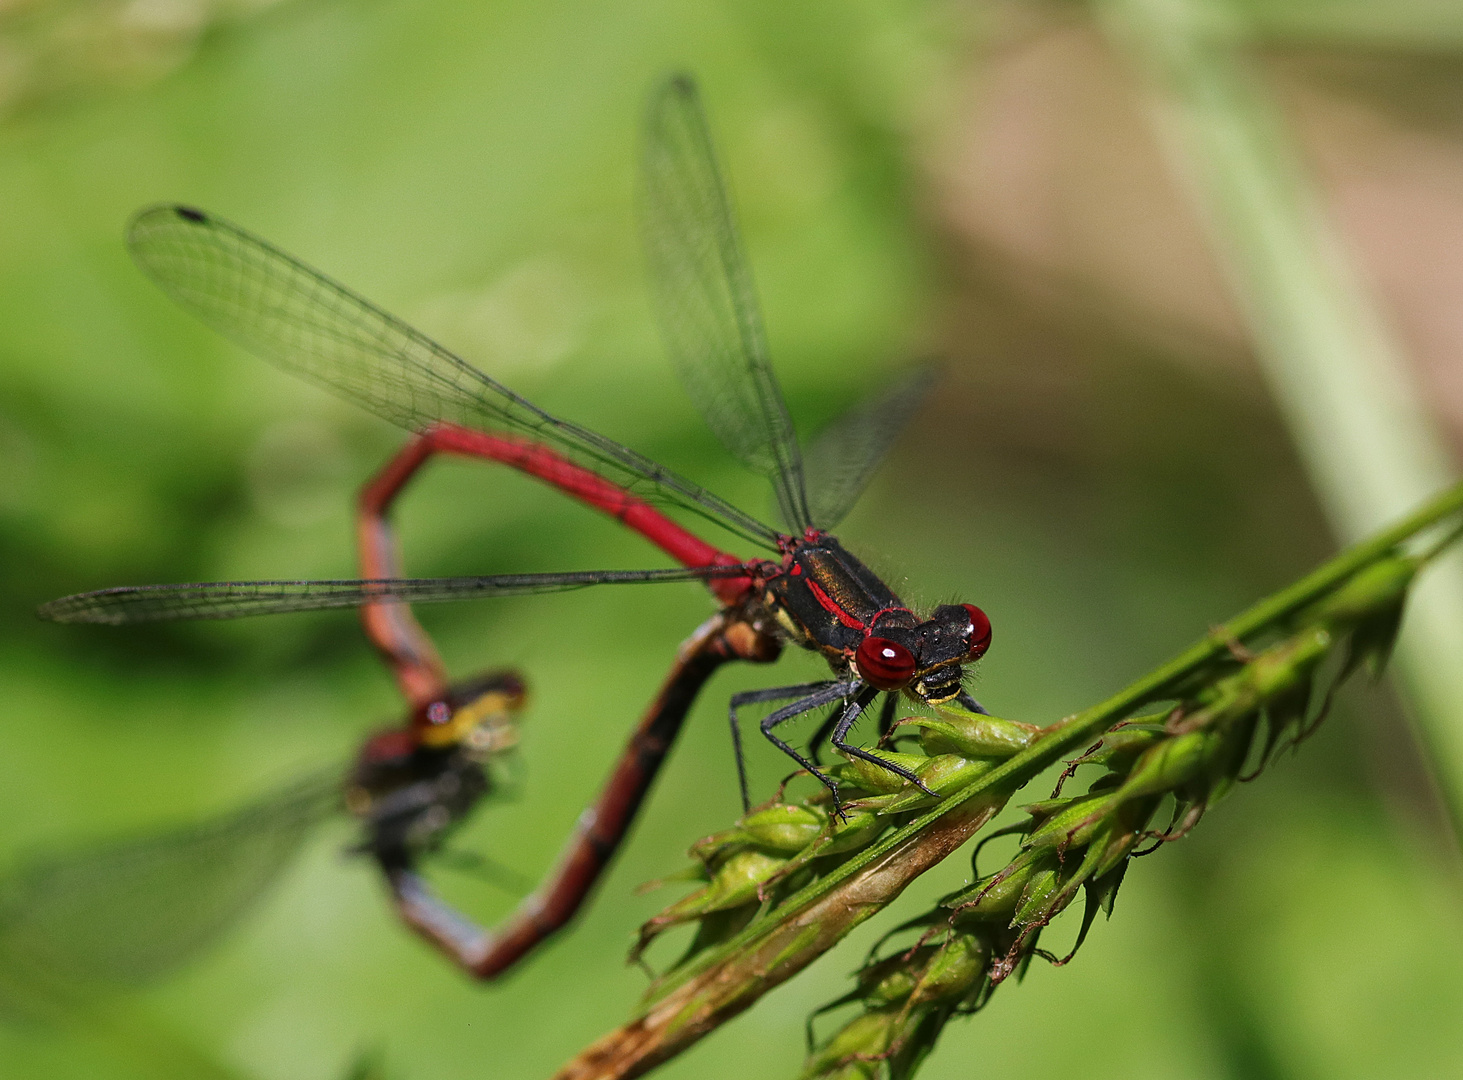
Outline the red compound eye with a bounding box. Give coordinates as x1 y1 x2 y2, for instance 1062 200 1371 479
855 636 916 690
962 604 992 660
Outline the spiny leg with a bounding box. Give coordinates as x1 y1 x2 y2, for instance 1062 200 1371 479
728 680 840 811
809 691 895 764
757 681 863 816
832 686 939 797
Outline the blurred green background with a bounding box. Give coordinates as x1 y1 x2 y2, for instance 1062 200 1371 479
1 0 1462 1078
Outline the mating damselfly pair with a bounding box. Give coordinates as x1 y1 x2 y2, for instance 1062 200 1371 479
26 74 993 989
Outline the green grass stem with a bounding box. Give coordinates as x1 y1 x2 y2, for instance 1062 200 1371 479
1094 0 1463 827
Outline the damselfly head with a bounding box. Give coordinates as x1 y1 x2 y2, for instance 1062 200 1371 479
415 670 527 751
855 604 992 699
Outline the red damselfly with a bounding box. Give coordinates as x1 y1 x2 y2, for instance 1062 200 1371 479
41 74 993 828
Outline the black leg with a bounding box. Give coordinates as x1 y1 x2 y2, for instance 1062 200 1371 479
832 685 939 798
729 680 839 811
755 680 862 814
957 690 991 715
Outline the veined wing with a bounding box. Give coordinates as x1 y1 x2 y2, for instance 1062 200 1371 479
38 566 753 625
127 205 780 550
640 74 812 534
0 773 336 1001
801 367 939 530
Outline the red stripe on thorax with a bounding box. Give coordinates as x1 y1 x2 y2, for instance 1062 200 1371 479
869 606 914 626
804 577 868 632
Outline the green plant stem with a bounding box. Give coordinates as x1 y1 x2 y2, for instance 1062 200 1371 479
1094 0 1463 827
549 479 1463 1080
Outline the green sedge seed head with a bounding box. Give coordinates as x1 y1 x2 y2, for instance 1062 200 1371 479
1246 628 1331 702
1020 796 1073 821
913 708 1039 758
912 934 988 1005
1084 726 1165 770
1112 730 1210 803
801 1011 897 1079
689 827 746 865
1014 865 1064 924
1021 792 1110 851
710 848 787 890
837 748 926 794
875 755 993 814
857 954 922 1006
820 811 888 856
739 804 827 854
648 849 789 936
948 852 1055 923
1310 555 1417 628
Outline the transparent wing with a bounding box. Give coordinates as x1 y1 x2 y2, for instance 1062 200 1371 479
802 367 939 530
640 74 811 533
127 205 779 550
0 773 337 999
38 566 751 625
